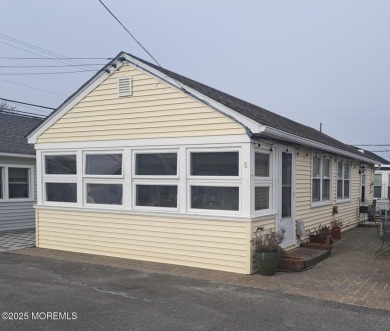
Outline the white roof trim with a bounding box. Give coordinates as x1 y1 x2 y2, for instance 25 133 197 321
262 126 379 164
0 152 36 159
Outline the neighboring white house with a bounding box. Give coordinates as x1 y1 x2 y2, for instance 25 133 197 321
27 52 380 274
0 111 42 232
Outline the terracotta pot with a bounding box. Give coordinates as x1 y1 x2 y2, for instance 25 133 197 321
331 226 341 240
309 234 332 245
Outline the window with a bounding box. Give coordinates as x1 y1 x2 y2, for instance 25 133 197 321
45 155 76 174
388 174 390 199
0 167 3 199
135 153 177 176
254 152 272 212
84 153 123 206
134 152 178 209
361 173 366 202
46 183 77 203
43 154 77 204
191 186 239 211
337 162 351 200
191 152 238 176
136 185 177 208
0 166 33 201
8 168 29 198
189 150 240 212
312 157 331 203
86 154 122 176
374 174 382 198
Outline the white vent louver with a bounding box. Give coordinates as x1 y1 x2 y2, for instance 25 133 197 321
118 77 132 97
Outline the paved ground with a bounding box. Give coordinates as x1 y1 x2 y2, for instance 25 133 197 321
0 229 35 252
0 251 389 331
11 227 390 311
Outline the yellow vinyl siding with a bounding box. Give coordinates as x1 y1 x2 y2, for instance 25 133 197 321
36 208 251 274
295 152 361 234
37 65 245 143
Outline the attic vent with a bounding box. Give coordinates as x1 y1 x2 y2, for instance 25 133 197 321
118 77 132 97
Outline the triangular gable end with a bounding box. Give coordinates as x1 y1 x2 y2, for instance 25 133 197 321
33 58 252 144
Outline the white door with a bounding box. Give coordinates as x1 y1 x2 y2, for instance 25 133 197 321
278 149 295 248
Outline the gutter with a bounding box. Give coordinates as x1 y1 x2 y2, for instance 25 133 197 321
260 126 379 164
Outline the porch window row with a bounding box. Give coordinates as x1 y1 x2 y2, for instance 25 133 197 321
42 150 242 212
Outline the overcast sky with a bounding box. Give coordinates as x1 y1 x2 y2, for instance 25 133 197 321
1 1 390 159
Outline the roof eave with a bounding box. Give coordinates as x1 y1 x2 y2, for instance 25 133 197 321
259 126 378 164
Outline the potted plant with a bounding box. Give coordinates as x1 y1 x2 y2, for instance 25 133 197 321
307 224 332 246
331 219 343 240
251 227 285 276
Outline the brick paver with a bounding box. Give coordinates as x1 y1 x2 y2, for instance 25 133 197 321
12 227 390 311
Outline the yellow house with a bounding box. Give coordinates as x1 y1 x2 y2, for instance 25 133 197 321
27 52 379 274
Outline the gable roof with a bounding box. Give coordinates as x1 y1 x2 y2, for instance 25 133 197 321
27 51 377 164
0 111 42 155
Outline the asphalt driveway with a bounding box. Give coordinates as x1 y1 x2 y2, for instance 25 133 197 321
0 252 389 331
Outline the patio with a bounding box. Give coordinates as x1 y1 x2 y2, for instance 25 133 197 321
11 227 390 311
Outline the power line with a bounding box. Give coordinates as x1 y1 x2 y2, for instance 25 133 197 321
0 64 105 68
0 70 98 75
0 57 112 60
98 0 161 67
0 78 68 97
0 33 101 71
354 144 390 146
0 97 56 110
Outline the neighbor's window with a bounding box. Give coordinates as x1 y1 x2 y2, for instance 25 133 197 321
337 162 351 200
191 186 239 211
8 167 29 199
46 183 77 203
312 157 331 202
191 152 239 176
133 152 178 209
374 174 382 198
388 174 390 199
84 153 123 206
45 155 76 175
254 152 272 212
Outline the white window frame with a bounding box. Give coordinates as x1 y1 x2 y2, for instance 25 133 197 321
373 173 382 199
132 149 179 211
132 149 179 179
336 161 351 202
253 149 273 216
42 152 78 206
133 180 180 212
83 151 124 208
0 164 34 202
311 156 332 206
187 147 241 180
187 182 241 215
187 147 241 215
83 151 124 179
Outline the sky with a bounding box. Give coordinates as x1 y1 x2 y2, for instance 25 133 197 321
1 1 390 159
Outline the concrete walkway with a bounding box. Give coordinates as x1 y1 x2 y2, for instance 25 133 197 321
12 227 390 311
0 229 35 252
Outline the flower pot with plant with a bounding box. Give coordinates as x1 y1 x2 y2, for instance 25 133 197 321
251 227 285 276
330 219 343 240
307 224 333 246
